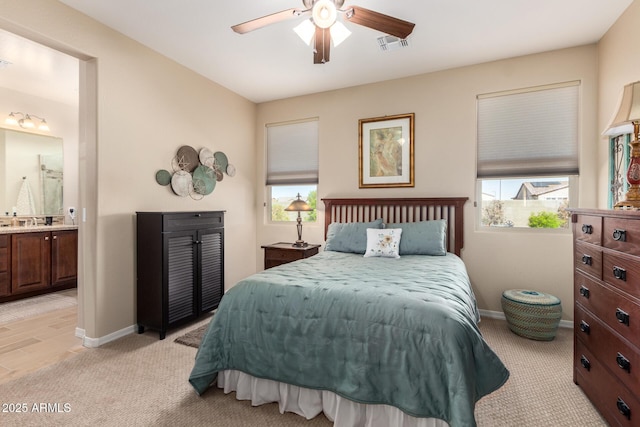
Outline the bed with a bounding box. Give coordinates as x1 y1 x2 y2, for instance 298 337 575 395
189 197 509 427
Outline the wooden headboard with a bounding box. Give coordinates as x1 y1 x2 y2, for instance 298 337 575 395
322 197 468 257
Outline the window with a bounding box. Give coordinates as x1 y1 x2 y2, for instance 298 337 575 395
266 119 318 222
476 82 579 229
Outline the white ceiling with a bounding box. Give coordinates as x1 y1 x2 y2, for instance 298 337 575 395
0 0 634 105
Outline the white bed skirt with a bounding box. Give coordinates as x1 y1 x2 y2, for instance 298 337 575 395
218 370 450 427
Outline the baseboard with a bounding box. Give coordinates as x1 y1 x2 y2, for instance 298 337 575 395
81 325 135 348
479 309 573 329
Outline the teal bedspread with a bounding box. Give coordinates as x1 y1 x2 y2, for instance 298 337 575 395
189 251 509 426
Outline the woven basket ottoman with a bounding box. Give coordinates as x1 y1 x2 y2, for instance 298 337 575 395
501 289 562 341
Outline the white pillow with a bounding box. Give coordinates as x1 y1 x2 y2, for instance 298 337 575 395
363 228 402 258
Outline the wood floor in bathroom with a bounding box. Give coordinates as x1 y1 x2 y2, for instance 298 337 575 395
0 306 85 385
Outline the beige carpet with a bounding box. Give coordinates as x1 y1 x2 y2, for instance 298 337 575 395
0 316 606 427
0 289 77 324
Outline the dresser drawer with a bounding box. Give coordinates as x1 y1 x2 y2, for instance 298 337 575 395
575 272 640 344
575 241 602 279
575 339 639 427
575 305 640 398
162 211 224 231
265 249 303 262
603 250 640 300
574 214 602 245
604 217 640 256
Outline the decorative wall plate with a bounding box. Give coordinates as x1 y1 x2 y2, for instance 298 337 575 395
155 169 172 186
176 145 199 173
192 165 216 195
214 151 228 172
199 147 215 168
170 170 192 197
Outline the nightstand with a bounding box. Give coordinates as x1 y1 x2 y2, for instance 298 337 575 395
261 242 321 269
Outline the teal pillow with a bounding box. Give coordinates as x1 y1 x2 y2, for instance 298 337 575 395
385 220 447 255
325 219 384 254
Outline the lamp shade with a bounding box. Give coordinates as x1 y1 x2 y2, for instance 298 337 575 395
285 198 312 212
604 81 640 136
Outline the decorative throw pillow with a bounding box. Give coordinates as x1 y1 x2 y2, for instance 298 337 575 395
363 228 402 258
385 220 447 256
325 218 384 254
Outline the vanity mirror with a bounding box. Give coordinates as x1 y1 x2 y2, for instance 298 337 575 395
0 127 63 216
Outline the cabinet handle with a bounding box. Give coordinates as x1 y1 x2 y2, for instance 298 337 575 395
579 285 590 299
617 397 631 420
579 320 590 334
581 255 592 266
44 236 49 241
613 266 626 281
616 308 630 326
53 235 57 240
580 355 591 371
195 213 202 217
613 228 627 242
582 224 593 234
616 352 631 373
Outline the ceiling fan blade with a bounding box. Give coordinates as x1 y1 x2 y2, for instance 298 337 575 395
346 6 415 39
231 8 305 34
313 26 331 64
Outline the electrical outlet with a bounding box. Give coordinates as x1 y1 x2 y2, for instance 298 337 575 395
68 207 76 220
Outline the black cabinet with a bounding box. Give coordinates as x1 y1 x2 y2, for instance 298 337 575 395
135 211 224 339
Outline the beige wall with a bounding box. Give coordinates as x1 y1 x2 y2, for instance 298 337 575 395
0 0 258 340
3 0 631 340
256 45 600 320
598 0 640 206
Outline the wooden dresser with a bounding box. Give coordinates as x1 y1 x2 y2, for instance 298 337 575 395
571 209 640 426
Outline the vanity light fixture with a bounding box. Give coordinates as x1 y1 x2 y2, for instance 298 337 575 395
5 112 50 132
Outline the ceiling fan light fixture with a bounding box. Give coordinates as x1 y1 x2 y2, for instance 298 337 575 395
312 0 337 29
293 19 316 45
330 21 351 47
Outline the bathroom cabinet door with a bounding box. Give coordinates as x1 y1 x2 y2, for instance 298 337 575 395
11 231 51 295
51 229 78 287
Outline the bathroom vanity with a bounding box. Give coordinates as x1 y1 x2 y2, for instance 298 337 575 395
0 223 78 302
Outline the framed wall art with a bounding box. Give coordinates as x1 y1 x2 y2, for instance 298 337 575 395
358 113 415 188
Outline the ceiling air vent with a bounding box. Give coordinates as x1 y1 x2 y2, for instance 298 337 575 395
377 36 409 52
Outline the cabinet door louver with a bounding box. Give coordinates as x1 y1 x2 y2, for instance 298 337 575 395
200 231 223 312
167 234 196 324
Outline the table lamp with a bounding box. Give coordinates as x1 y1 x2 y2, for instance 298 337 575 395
605 81 640 209
285 193 313 247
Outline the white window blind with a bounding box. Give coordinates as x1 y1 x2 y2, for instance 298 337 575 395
266 119 319 185
477 82 580 178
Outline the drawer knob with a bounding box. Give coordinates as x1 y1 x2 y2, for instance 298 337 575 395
613 266 627 281
613 228 627 242
580 355 591 371
581 255 592 266
582 224 593 234
617 397 631 420
617 352 631 373
579 320 590 334
579 285 590 299
616 308 630 326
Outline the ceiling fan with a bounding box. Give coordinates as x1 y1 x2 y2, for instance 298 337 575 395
231 0 415 64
